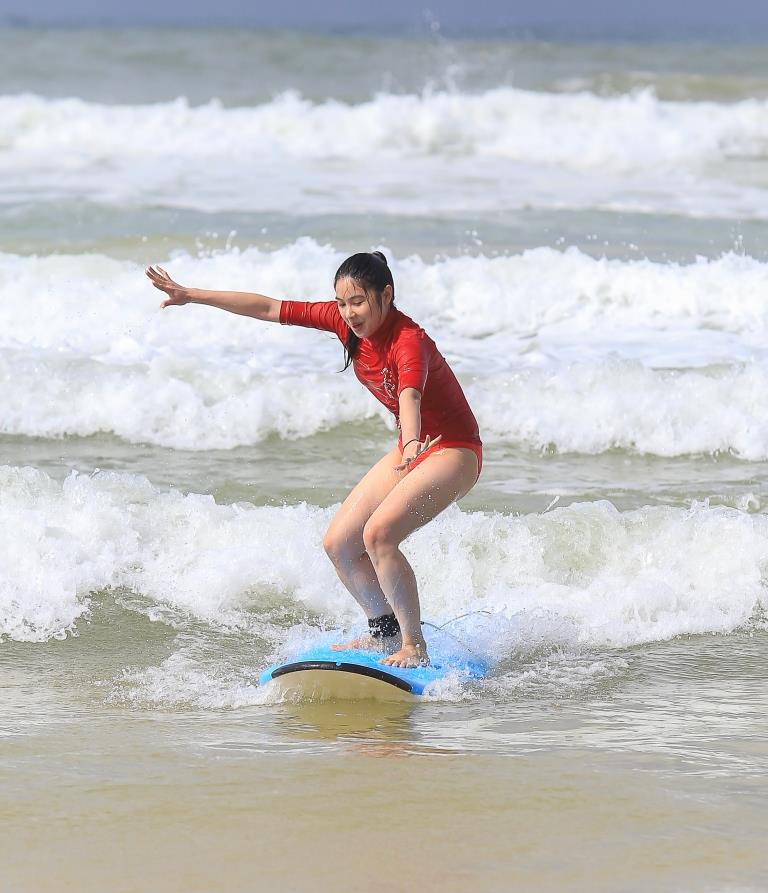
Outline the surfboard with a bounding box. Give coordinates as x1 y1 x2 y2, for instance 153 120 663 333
259 627 488 702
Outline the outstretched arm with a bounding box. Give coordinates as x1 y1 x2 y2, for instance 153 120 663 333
145 265 281 322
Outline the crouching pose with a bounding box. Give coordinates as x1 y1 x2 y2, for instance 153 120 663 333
146 251 482 667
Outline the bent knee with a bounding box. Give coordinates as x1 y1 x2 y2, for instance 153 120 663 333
322 528 344 562
323 527 364 565
362 517 400 557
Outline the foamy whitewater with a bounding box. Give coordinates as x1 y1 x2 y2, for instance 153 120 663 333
4 87 768 167
4 86 768 217
3 464 764 646
3 244 768 455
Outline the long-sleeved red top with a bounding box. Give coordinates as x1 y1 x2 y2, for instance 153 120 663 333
279 300 481 446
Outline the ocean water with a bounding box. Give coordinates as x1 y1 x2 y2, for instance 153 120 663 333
1 27 767 892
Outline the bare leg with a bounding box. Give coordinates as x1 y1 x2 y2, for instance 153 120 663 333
363 448 479 667
322 446 405 649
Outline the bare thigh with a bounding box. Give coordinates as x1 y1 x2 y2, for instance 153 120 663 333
363 447 479 550
323 446 405 559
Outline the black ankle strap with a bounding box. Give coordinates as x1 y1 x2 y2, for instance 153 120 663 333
368 613 401 639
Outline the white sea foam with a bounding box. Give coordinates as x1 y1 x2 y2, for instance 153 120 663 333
1 466 764 649
114 652 269 710
5 243 768 357
2 243 768 456
4 350 768 457
0 350 380 447
3 90 768 217
488 651 631 697
469 362 768 460
3 87 768 170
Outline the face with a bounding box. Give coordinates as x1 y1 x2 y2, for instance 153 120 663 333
334 277 392 339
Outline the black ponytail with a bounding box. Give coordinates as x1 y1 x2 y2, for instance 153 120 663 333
334 251 395 371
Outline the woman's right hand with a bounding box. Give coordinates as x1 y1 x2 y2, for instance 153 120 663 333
145 265 191 308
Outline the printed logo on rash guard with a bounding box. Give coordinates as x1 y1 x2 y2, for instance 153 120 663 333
380 367 397 401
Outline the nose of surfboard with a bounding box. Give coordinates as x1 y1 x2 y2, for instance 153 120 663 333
263 660 417 702
259 638 488 702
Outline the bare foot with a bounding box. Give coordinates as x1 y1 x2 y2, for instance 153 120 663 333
331 634 401 653
380 643 430 668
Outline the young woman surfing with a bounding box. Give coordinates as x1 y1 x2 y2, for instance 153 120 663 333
145 252 482 668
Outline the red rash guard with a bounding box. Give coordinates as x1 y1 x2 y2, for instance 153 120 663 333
279 301 481 453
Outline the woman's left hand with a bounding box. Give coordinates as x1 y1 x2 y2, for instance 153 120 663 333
395 434 442 471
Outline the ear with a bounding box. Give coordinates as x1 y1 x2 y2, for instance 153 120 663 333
382 284 393 308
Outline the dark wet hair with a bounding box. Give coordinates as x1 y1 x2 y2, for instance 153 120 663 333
334 251 395 370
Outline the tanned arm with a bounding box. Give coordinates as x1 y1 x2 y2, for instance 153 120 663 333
145 265 281 322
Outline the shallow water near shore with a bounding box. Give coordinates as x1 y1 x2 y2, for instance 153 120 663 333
2 628 767 892
2 25 768 893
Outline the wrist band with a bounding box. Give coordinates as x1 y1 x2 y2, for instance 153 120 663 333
401 438 419 451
